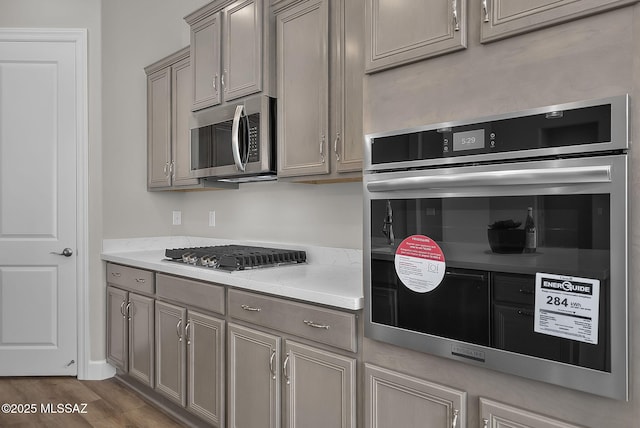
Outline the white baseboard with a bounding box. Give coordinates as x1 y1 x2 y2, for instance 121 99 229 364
81 360 116 380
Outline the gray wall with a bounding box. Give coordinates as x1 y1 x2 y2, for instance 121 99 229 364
363 3 640 427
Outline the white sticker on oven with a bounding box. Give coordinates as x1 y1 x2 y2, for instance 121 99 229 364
534 273 600 344
394 235 446 293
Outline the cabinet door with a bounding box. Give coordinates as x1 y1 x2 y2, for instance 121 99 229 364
172 56 199 187
223 0 262 101
276 0 330 178
128 293 155 387
106 286 128 372
228 323 281 428
284 341 356 428
191 11 222 110
365 363 466 428
187 311 225 427
155 301 187 406
481 0 640 43
147 68 171 188
480 397 582 428
334 0 363 174
365 0 466 73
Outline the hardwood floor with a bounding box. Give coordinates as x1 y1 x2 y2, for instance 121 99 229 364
0 377 185 427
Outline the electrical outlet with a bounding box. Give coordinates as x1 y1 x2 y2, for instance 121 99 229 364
172 211 182 225
209 211 216 227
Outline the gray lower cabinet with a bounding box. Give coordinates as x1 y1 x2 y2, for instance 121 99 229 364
228 323 281 428
364 0 466 73
155 300 225 427
479 398 583 428
227 287 357 428
481 0 640 43
365 363 466 428
273 0 363 181
228 323 356 428
106 285 155 388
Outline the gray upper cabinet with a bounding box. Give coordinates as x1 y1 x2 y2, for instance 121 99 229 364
274 0 363 181
275 0 329 178
190 10 222 110
145 48 199 190
479 397 583 428
480 0 640 43
365 0 467 73
186 0 271 111
224 0 263 101
365 363 466 428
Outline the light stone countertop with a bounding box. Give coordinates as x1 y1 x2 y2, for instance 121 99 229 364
101 236 363 310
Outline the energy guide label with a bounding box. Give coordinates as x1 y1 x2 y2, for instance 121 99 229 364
394 235 446 293
534 273 600 344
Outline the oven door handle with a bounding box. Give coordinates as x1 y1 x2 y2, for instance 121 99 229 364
366 165 611 192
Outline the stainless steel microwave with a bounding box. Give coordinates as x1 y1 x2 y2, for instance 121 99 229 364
190 95 276 182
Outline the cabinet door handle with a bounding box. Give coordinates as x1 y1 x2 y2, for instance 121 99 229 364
185 320 191 345
283 352 291 385
176 319 183 342
482 418 489 428
221 70 226 90
452 0 460 31
482 0 490 22
334 133 341 161
240 304 261 312
269 349 277 380
303 320 330 330
213 73 218 91
120 300 126 318
125 302 132 321
320 135 326 163
452 408 459 428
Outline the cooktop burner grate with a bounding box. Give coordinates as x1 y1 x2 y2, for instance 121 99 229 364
165 245 307 271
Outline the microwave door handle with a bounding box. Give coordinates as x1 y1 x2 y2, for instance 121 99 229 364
366 165 611 192
231 104 246 172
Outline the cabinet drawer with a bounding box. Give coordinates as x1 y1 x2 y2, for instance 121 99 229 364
493 272 535 305
229 289 357 352
156 273 225 315
106 263 155 294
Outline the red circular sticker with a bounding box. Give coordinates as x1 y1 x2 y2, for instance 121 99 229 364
394 235 446 293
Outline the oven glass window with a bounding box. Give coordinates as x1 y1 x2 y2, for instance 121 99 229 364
370 194 610 372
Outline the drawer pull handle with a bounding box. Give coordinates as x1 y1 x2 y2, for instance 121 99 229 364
111 272 121 277
303 320 330 330
241 304 261 312
135 278 146 283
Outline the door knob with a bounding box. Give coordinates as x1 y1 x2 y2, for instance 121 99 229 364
51 248 73 257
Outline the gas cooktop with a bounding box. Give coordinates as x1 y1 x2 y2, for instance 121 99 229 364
164 245 307 271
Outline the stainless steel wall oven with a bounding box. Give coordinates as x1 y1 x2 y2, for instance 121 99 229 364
363 95 629 399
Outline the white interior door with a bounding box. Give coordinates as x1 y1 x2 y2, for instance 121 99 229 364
0 29 84 375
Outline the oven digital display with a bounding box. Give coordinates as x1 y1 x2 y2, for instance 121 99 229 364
453 129 485 151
